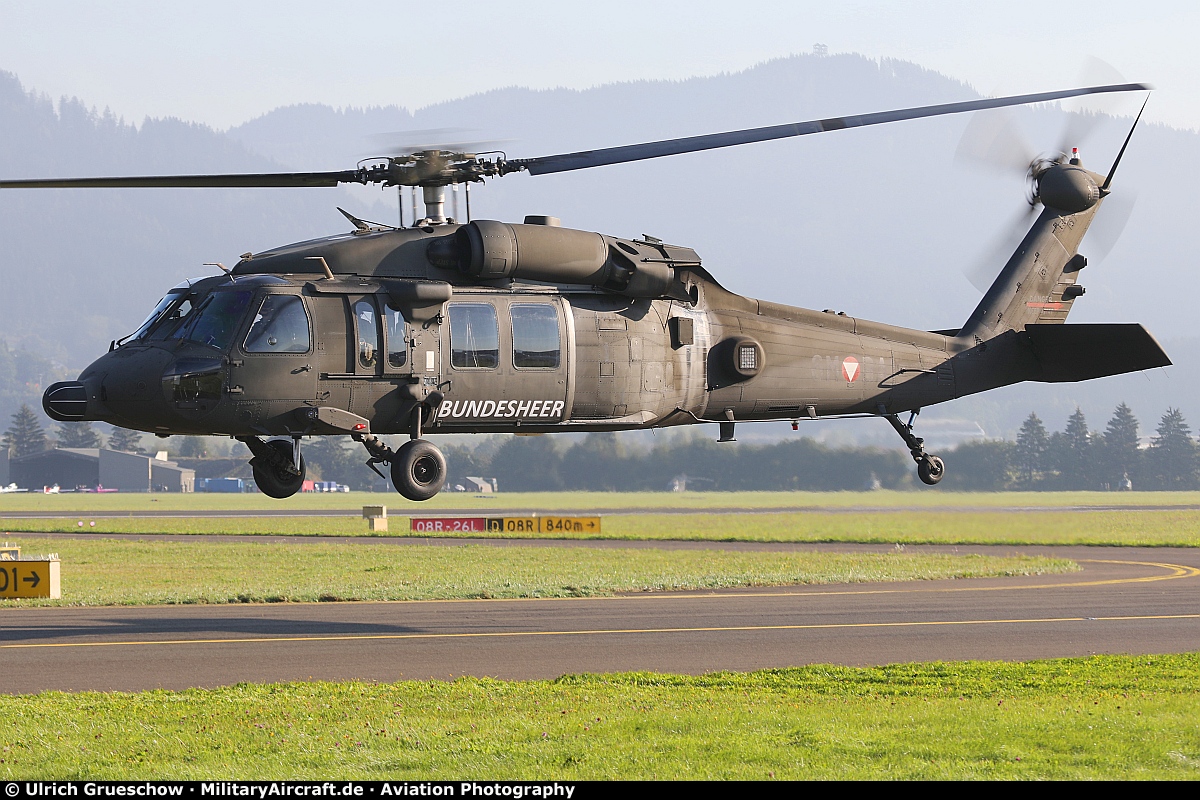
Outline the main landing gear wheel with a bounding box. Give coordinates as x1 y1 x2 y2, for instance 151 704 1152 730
252 438 306 499
917 455 945 486
391 439 447 501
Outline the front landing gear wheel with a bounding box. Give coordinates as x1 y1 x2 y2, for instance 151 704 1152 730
391 439 447 501
917 455 945 486
253 439 306 499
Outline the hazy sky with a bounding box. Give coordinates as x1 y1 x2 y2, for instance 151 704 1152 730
0 1 1195 130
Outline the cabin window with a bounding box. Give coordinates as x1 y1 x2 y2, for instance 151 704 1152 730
384 303 407 368
355 299 380 369
449 303 499 369
243 295 310 353
510 304 560 368
170 290 252 351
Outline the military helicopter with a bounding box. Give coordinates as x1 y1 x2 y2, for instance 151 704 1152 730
6 82 1168 500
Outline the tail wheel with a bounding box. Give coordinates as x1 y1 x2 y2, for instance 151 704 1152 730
253 438 306 499
391 440 447 501
917 455 945 486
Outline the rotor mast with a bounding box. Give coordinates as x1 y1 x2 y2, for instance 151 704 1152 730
420 185 448 225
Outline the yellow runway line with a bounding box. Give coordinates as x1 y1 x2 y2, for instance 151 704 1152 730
6 612 1200 651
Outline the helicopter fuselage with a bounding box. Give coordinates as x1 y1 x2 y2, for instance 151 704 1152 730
48 221 971 440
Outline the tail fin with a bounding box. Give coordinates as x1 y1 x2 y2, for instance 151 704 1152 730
959 200 1100 342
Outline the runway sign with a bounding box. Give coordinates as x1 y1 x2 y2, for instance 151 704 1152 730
411 516 601 534
0 559 61 599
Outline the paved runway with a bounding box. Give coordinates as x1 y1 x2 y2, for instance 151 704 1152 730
2 545 1198 694
3 503 1200 519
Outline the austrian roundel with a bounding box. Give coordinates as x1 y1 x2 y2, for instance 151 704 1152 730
842 356 860 383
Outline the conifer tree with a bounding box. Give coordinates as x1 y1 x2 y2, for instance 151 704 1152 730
1146 408 1199 490
55 421 101 449
1101 403 1141 489
107 426 145 453
1051 407 1094 490
2 404 48 458
1014 412 1049 488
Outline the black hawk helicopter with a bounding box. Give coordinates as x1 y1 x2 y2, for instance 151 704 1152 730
7 83 1167 500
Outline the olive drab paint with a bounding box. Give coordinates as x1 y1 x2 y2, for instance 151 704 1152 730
14 82 1168 499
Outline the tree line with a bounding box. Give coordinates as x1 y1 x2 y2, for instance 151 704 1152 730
6 401 1200 492
942 404 1199 491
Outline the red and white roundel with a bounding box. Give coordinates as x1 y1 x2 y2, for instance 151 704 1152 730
842 356 860 382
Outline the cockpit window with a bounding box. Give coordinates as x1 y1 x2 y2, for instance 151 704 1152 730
171 290 252 351
385 303 407 368
355 299 379 370
131 291 191 341
243 295 311 353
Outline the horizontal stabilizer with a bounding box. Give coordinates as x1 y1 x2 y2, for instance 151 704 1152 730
1021 323 1170 383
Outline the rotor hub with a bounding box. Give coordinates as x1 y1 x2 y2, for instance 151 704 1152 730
1035 162 1101 214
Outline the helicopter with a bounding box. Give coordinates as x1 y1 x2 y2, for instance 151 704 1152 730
6 82 1169 501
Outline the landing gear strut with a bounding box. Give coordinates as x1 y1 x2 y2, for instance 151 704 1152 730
353 402 447 501
880 408 945 486
240 435 306 498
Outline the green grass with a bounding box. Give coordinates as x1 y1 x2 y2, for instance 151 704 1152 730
0 536 1073 606
7 508 1200 546
4 489 1200 514
3 654 1199 779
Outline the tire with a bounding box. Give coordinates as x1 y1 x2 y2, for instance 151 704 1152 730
253 438 306 499
917 455 945 486
391 439 447 501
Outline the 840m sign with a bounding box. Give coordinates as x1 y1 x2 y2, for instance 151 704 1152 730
411 516 601 534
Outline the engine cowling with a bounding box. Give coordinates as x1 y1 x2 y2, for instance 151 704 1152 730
426 220 683 299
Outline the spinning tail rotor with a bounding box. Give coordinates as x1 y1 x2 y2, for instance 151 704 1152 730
957 86 1150 292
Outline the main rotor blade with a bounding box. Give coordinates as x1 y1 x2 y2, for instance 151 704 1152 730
513 83 1151 176
0 170 361 189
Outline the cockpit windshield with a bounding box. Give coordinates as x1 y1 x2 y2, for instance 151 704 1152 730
130 292 186 341
169 290 253 351
129 280 197 343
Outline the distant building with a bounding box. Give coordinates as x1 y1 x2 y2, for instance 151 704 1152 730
8 448 195 492
448 476 498 493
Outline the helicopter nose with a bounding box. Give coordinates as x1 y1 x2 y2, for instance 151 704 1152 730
43 378 108 422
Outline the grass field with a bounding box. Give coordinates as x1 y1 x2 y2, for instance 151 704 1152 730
3 489 1200 514
0 536 1072 606
7 508 1200 547
3 654 1198 779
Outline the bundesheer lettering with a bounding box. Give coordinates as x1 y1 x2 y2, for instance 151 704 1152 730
440 399 564 420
